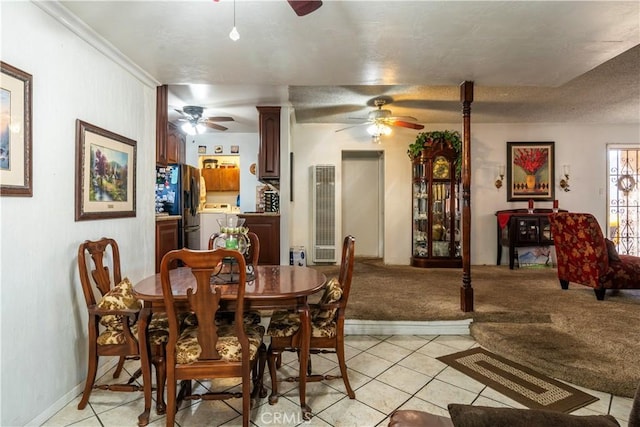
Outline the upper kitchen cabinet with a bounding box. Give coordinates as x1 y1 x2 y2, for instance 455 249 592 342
156 85 184 165
202 167 239 192
166 122 185 164
156 85 169 165
256 106 281 181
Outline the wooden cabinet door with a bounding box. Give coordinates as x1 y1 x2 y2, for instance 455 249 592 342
167 122 184 164
202 168 220 191
240 215 280 265
156 85 168 165
202 168 239 192
257 106 281 181
156 220 179 273
221 168 240 191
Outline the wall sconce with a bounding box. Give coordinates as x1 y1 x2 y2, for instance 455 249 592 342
560 164 570 192
494 164 505 189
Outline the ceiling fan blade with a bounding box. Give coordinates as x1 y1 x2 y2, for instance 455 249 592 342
389 120 424 130
174 108 188 117
388 115 418 122
335 123 367 133
204 116 234 122
203 122 228 131
287 0 322 16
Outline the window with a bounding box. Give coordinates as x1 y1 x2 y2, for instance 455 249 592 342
607 145 639 256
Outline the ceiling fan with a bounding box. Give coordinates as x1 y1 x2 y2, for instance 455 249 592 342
287 0 323 16
336 98 425 141
174 105 234 135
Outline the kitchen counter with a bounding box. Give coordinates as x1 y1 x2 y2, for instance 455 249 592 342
240 212 280 216
155 214 181 222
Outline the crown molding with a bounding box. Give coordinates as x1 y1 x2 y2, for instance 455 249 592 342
33 1 160 89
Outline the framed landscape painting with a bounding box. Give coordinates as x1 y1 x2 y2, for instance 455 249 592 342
75 120 136 221
507 141 555 201
0 61 32 196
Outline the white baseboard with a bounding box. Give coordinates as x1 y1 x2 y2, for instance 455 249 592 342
344 319 473 336
27 360 117 427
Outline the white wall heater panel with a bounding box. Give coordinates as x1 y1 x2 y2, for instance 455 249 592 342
311 165 336 263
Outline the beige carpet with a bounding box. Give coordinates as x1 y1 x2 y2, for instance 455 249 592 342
311 258 640 398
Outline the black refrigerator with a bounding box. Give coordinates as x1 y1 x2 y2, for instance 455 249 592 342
156 164 201 249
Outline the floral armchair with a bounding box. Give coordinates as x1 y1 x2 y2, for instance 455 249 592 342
549 212 640 300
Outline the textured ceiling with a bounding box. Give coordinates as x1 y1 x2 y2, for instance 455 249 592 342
55 1 640 132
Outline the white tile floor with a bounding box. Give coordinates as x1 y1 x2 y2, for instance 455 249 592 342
43 334 633 427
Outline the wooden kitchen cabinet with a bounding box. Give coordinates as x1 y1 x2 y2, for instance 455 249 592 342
156 85 185 165
155 218 179 273
166 122 185 164
239 214 280 265
156 85 169 165
202 168 239 192
256 106 281 181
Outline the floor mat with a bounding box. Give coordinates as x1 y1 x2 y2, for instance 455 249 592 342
437 347 598 413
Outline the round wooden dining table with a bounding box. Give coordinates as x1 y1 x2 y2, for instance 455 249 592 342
133 264 327 426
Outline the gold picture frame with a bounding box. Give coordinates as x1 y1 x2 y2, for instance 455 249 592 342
75 120 136 221
507 141 555 201
0 61 33 196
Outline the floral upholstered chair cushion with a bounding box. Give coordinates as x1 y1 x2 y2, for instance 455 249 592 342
97 277 141 329
267 277 342 339
96 277 169 346
311 277 343 327
174 323 265 364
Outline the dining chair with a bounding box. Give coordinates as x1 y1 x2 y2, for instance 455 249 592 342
208 231 262 326
266 235 356 404
77 237 169 413
160 247 266 427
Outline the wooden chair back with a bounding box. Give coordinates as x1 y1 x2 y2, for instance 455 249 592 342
78 237 121 307
160 248 250 362
336 235 356 320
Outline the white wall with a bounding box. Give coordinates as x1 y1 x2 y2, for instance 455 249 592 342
290 122 640 265
0 3 157 425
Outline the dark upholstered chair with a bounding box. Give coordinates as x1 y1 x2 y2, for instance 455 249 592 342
549 212 640 300
160 248 266 427
266 235 356 405
77 238 168 414
389 380 640 427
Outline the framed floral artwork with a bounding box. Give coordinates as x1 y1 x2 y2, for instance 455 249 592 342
0 61 32 196
75 120 136 221
507 141 555 201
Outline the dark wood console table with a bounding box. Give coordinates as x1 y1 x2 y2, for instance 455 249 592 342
496 209 567 269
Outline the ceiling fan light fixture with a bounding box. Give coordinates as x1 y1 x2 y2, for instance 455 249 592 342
181 122 194 135
367 122 392 137
181 122 206 136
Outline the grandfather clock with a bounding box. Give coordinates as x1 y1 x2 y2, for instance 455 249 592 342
411 138 462 268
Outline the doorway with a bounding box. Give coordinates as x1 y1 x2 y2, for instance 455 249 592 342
607 145 639 256
341 151 384 257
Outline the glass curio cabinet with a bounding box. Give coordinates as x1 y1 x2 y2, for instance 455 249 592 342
411 139 462 268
